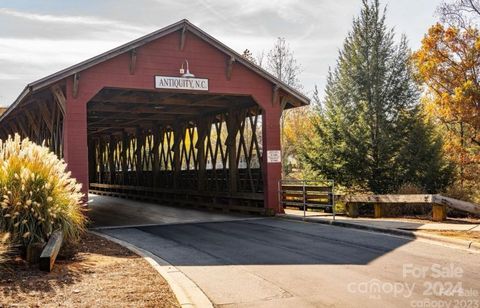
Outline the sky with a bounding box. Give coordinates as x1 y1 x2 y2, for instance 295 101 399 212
0 0 443 106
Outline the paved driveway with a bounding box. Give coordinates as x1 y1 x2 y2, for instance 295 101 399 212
99 218 480 307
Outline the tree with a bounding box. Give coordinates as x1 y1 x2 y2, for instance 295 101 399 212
242 49 256 64
266 37 302 90
312 84 321 111
438 0 480 27
263 37 306 176
300 0 451 193
413 23 480 195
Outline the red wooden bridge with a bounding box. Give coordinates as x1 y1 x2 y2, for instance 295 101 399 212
0 19 309 215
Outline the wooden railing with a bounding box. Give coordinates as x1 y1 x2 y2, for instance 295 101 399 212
89 183 265 214
345 194 480 221
279 180 336 219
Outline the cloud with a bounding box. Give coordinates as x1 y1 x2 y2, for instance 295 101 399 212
0 38 120 65
0 8 148 33
0 0 442 106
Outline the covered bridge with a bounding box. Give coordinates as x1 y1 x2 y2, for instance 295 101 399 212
0 19 308 215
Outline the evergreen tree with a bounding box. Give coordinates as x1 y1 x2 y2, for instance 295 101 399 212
300 0 451 193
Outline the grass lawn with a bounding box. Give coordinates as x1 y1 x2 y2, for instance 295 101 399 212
0 233 179 307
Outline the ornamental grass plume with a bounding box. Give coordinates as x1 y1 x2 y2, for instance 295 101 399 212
0 134 86 248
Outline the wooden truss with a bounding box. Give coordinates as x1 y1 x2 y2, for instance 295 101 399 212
0 85 65 157
88 96 265 213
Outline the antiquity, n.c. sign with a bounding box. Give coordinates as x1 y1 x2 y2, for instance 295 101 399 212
154 76 209 91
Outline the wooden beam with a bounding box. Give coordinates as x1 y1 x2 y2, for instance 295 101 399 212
9 121 20 136
51 84 66 115
172 125 182 188
432 195 480 215
129 48 137 75
179 24 187 51
273 84 280 106
226 110 239 193
121 132 129 184
16 116 29 137
0 127 7 140
89 104 200 115
25 109 40 133
226 56 235 80
196 119 208 190
39 231 63 272
346 194 434 204
90 94 233 107
38 101 53 133
135 128 143 185
72 73 80 98
109 135 116 184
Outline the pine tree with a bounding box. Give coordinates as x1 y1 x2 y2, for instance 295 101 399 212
300 0 451 193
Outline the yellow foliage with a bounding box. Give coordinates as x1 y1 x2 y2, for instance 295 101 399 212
413 23 480 199
0 134 86 246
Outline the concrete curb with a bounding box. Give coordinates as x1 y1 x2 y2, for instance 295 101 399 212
90 231 213 308
280 215 480 253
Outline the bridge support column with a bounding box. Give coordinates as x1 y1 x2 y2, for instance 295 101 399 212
63 77 97 203
262 101 283 215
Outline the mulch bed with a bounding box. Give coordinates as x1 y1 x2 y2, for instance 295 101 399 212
0 233 180 307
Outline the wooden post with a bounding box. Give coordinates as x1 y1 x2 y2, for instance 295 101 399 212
432 204 447 222
374 203 384 218
121 132 128 185
196 120 208 191
347 203 359 218
109 135 116 184
39 231 63 272
153 128 160 188
173 125 182 189
227 110 239 193
26 242 45 264
98 138 105 183
136 128 143 186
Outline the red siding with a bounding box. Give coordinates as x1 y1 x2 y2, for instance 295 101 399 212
63 30 284 213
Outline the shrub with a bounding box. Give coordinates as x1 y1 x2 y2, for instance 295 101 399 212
0 134 86 248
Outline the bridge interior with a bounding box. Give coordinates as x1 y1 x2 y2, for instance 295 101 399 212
87 88 266 213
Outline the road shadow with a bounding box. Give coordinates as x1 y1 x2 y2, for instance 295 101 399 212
101 218 414 266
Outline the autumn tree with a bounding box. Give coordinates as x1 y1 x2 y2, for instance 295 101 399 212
413 23 480 197
300 0 451 193
263 37 309 176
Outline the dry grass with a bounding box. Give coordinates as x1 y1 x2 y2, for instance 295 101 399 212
419 230 480 244
0 233 180 308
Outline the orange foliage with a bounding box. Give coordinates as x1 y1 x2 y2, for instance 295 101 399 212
413 23 480 190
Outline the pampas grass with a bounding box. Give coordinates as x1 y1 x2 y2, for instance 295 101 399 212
0 134 86 248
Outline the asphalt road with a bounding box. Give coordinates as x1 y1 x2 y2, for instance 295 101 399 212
100 218 480 308
87 194 251 228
